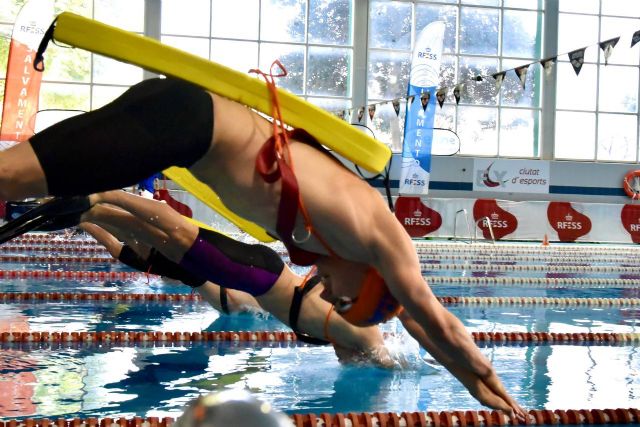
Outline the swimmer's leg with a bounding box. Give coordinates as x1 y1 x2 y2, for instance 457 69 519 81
95 190 285 296
89 190 199 260
82 202 176 256
0 141 48 201
80 222 130 259
5 78 213 199
82 208 206 288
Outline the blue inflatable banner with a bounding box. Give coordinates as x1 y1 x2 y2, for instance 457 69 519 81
400 21 445 195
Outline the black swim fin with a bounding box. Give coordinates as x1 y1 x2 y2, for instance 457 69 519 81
35 211 85 232
0 214 52 244
0 196 91 244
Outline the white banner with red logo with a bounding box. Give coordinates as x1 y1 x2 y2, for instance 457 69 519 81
473 159 550 194
394 196 640 244
0 0 54 146
399 21 445 196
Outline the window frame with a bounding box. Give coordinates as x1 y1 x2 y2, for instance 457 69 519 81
2 0 639 164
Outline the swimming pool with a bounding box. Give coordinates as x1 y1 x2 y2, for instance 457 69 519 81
1 234 640 425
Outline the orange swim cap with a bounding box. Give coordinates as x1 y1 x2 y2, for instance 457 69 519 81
338 267 402 327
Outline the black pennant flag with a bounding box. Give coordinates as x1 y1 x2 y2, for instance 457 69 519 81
491 71 506 93
407 95 415 110
632 30 640 48
514 65 529 89
368 104 376 121
568 47 586 76
436 88 447 108
392 99 401 116
599 37 620 65
453 84 464 105
357 107 365 123
540 57 556 77
420 92 430 111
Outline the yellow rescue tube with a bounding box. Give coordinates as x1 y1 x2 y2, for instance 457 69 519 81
48 12 391 242
51 12 391 172
166 166 274 242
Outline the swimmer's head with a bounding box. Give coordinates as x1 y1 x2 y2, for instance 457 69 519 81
174 390 291 427
330 267 402 327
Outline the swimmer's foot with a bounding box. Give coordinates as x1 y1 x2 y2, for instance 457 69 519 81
0 195 91 243
35 210 86 232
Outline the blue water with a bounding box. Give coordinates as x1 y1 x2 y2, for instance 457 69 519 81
1 239 640 421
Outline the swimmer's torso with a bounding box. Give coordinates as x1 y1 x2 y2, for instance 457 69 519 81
188 93 389 264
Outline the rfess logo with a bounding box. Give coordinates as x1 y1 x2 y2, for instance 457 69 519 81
472 199 518 240
482 212 509 228
404 208 431 227
394 197 442 238
404 173 426 187
417 48 438 61
555 213 583 230
19 21 45 35
547 202 591 242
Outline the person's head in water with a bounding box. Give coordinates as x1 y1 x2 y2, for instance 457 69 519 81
317 258 401 327
174 390 291 427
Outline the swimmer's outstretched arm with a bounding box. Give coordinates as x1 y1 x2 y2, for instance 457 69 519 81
398 310 524 416
367 212 525 418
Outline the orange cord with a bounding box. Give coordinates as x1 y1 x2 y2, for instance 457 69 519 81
298 265 317 291
323 305 335 344
249 61 337 257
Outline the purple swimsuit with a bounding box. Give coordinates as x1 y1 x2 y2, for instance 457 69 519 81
178 228 284 297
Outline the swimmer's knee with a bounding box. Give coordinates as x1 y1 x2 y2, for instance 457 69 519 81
163 221 199 255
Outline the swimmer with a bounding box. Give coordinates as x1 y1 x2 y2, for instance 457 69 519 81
0 77 524 417
0 190 394 367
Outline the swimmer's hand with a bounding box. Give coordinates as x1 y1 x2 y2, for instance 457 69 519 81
451 364 526 421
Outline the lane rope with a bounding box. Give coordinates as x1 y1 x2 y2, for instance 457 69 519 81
1 407 640 426
0 270 145 281
0 330 638 345
0 255 116 263
2 270 640 287
1 292 640 308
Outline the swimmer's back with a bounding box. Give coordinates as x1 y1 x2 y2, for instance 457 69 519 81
189 93 388 261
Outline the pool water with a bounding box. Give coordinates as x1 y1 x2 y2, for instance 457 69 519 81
1 236 640 421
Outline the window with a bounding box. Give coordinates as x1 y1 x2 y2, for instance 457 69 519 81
160 0 355 113
1 0 639 164
555 1 640 161
0 0 145 133
367 0 544 156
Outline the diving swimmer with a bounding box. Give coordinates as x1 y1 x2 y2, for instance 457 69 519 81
0 76 525 418
0 191 394 366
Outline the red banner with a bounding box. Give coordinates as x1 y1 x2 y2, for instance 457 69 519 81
154 188 193 218
472 199 518 240
547 202 591 242
0 0 54 143
394 196 442 237
0 41 43 142
621 204 640 243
